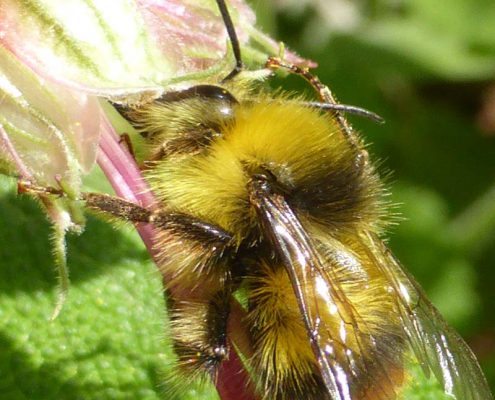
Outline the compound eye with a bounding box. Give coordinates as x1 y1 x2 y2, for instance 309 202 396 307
159 85 237 105
158 84 238 122
189 85 239 105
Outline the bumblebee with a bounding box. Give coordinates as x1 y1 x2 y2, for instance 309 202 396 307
45 1 492 399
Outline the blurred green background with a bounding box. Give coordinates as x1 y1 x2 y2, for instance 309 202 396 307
0 0 494 398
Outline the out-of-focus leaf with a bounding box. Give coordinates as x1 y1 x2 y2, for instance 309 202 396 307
360 0 495 80
430 258 480 328
401 362 451 400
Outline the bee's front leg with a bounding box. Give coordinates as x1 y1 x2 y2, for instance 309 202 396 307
169 288 232 379
148 210 237 377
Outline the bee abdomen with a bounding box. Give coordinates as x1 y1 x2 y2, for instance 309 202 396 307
246 261 330 400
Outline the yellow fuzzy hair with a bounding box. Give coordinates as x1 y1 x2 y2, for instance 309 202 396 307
146 95 383 244
245 225 404 399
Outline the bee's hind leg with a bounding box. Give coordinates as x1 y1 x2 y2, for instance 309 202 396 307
168 288 233 381
149 211 238 378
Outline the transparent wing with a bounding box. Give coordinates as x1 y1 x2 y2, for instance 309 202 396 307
251 183 405 400
362 232 493 400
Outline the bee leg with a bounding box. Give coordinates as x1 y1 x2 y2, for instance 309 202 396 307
265 57 340 111
19 183 236 376
82 195 237 271
55 190 236 375
150 212 233 247
169 288 232 379
82 192 152 222
81 194 237 274
144 211 238 378
24 189 235 265
17 179 65 197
